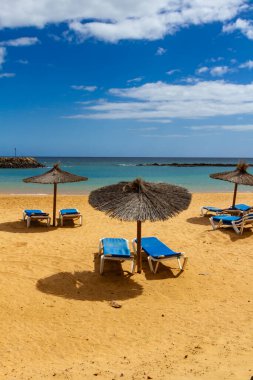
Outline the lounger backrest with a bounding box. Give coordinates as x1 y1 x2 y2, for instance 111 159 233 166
102 238 130 256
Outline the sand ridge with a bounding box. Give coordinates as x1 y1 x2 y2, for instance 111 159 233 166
0 193 252 379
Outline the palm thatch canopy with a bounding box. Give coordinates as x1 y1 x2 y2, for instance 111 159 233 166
89 178 191 273
210 161 253 186
209 161 253 207
23 164 88 184
89 178 191 222
23 164 88 226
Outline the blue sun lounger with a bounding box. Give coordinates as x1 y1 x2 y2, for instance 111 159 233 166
201 203 252 216
98 238 135 274
59 208 82 226
132 237 187 274
23 209 51 228
210 213 253 234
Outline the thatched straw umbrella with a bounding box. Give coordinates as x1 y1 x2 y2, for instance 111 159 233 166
23 164 88 226
89 178 191 273
210 161 253 207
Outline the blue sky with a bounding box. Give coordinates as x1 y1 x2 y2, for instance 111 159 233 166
1 1 253 157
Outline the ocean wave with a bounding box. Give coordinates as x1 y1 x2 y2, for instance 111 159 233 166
117 163 136 167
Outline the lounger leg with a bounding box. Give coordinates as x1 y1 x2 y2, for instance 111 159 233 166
131 258 136 274
200 207 206 216
232 221 241 234
182 256 188 270
22 211 26 221
154 261 159 274
147 256 155 273
27 217 31 228
60 216 64 227
100 255 105 274
79 215 82 226
210 217 217 230
47 218 51 227
177 257 182 270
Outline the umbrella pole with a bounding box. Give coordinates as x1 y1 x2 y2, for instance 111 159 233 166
137 220 142 273
232 183 238 207
53 183 57 227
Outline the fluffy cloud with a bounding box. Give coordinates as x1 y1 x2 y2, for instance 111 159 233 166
0 37 40 47
196 65 231 76
223 18 253 39
127 77 143 84
196 66 209 74
239 60 253 69
209 66 230 76
156 47 167 56
0 72 15 78
166 69 180 75
71 85 97 91
65 80 253 121
189 124 253 131
0 47 6 66
0 1 248 42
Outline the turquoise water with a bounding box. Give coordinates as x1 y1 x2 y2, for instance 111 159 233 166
1 157 253 194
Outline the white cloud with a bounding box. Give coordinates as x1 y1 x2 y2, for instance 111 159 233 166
0 37 40 47
239 60 253 69
0 72 15 78
166 69 180 75
182 76 200 83
127 77 143 84
64 80 253 121
223 18 253 39
0 1 248 42
208 57 224 63
156 47 166 56
189 124 253 131
128 127 158 131
71 85 97 91
141 133 189 138
17 59 29 64
0 47 6 67
210 66 230 76
196 66 209 74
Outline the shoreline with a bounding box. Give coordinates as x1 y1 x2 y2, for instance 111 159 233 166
0 189 252 196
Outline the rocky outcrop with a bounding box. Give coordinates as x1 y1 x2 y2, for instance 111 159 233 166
137 163 243 167
0 157 45 168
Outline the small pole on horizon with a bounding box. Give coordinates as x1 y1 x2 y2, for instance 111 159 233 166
14 148 16 157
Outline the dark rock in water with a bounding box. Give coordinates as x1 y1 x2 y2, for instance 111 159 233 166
0 157 45 168
137 163 245 167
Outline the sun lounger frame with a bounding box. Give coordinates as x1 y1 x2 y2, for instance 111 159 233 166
210 213 253 234
58 209 82 226
99 238 135 275
23 210 51 228
201 204 253 216
132 238 187 274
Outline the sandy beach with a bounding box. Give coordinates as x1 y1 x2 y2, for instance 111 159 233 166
0 193 252 380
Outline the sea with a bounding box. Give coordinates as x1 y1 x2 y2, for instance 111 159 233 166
1 157 253 194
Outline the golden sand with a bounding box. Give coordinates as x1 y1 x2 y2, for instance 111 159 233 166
0 193 252 380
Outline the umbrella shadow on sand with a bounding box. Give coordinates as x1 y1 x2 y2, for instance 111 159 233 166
209 227 253 242
37 262 143 302
186 216 211 226
0 220 57 233
93 252 183 280
141 258 184 280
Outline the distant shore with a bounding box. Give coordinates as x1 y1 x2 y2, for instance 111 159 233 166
0 157 44 168
137 162 244 167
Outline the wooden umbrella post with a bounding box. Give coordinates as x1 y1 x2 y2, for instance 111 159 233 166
53 183 57 227
232 183 238 207
137 220 142 273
